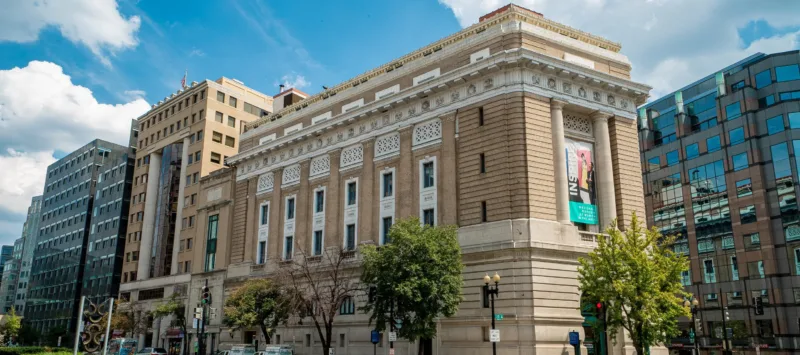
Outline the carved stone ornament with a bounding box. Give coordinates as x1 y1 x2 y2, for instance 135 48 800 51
563 82 572 94
435 96 445 106
484 78 494 89
547 78 557 89
395 112 403 121
607 95 616 105
621 100 629 109
467 84 477 95
422 100 431 110
532 75 541 85
578 87 587 98
593 91 601 102
451 91 460 101
383 115 391 125
408 107 416 116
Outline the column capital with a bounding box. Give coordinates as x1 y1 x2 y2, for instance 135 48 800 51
399 124 414 137
590 110 614 123
439 111 458 122
299 158 311 169
360 137 376 148
550 98 568 110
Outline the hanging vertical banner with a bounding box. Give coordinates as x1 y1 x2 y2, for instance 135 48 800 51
566 138 598 224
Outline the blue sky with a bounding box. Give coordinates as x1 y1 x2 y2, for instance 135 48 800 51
0 0 799 246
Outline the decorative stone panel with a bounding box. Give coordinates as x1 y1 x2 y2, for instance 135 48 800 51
340 144 364 170
564 112 593 136
412 119 442 148
282 165 300 187
375 133 400 160
257 173 274 194
309 155 330 179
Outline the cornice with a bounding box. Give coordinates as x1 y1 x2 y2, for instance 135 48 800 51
230 48 647 171
244 7 630 133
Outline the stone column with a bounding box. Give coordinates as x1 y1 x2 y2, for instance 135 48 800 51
397 125 415 219
295 160 311 254
591 111 618 227
170 138 190 275
326 150 342 249
137 152 162 280
360 139 376 244
268 168 284 260
550 99 571 224
440 113 458 225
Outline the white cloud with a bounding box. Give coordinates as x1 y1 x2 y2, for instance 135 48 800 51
438 0 800 99
0 0 141 66
0 61 150 217
0 149 55 215
279 73 310 90
189 48 206 57
123 89 147 100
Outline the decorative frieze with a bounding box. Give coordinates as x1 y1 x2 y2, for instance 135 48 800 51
564 113 593 137
256 173 274 194
375 133 400 160
309 155 331 179
340 144 364 170
413 119 442 148
282 165 300 187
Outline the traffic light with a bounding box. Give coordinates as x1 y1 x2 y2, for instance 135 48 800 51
202 286 211 305
754 297 764 315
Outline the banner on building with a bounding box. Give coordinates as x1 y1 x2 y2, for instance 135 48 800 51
566 138 598 224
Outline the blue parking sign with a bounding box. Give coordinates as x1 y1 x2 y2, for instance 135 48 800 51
371 330 380 344
569 331 580 346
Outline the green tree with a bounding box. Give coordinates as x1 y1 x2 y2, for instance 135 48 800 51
18 323 41 345
153 294 189 355
223 279 291 346
360 217 464 355
105 299 152 338
2 308 21 344
578 213 690 355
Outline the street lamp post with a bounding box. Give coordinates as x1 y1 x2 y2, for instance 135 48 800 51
484 272 500 355
684 298 700 355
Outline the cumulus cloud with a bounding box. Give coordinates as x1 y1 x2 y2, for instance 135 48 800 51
438 0 800 99
0 0 141 66
0 61 150 223
279 73 310 90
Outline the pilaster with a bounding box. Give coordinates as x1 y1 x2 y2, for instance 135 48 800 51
268 167 284 260
591 111 618 228
398 126 415 220
325 150 342 248
360 139 376 244
441 112 458 225
550 99 571 224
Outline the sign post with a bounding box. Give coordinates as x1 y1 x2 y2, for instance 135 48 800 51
494 314 504 321
569 331 581 355
489 329 500 343
371 330 380 355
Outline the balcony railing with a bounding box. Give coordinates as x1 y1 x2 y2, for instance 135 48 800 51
579 231 603 245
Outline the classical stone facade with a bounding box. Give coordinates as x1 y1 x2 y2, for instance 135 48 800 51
212 5 650 355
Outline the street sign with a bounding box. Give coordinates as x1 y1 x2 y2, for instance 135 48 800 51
371 330 380 344
726 328 733 338
568 331 579 346
192 319 199 329
490 329 500 343
194 307 203 319
389 349 395 355
388 332 397 342
495 314 504 321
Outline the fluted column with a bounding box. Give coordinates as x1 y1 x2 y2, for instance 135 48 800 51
170 138 190 275
440 113 458 225
137 152 162 280
550 99 571 224
591 111 618 227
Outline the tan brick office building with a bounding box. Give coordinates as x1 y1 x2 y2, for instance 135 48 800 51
118 77 272 351
211 5 651 355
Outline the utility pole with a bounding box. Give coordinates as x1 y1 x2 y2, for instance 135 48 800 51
719 288 731 355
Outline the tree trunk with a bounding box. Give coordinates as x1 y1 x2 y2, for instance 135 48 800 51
260 325 272 344
634 342 644 355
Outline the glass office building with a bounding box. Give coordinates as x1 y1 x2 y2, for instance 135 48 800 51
640 51 800 353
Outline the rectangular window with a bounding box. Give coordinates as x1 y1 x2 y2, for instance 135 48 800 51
706 135 721 152
736 179 752 197
229 96 238 107
216 91 225 103
315 190 325 213
347 182 357 206
257 241 267 264
210 152 221 164
287 197 295 220
260 204 269 225
423 208 435 226
382 172 393 198
345 224 356 251
313 231 323 256
767 115 784 135
779 90 800 101
704 259 716 283
759 94 776 107
685 143 699 160
729 127 745 145
228 116 235 128
225 136 235 147
740 205 756 224
205 215 218 272
732 152 748 171
755 69 772 89
195 151 201 162
479 153 486 173
647 157 660 171
478 107 484 126
681 270 691 286
745 233 761 250
423 162 435 188
725 102 742 120
666 150 679 166
776 64 800 82
731 80 745 91
731 256 739 281
212 131 223 143
748 261 765 279
197 130 203 140
481 201 488 222
284 235 293 260
382 217 392 245
771 142 791 179
215 112 223 123
339 296 355 315
790 112 800 129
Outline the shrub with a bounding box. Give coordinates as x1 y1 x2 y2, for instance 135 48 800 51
0 347 74 355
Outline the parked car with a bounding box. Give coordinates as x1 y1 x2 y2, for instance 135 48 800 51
137 348 168 355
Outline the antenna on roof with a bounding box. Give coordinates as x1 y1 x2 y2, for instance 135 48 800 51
279 84 285 92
